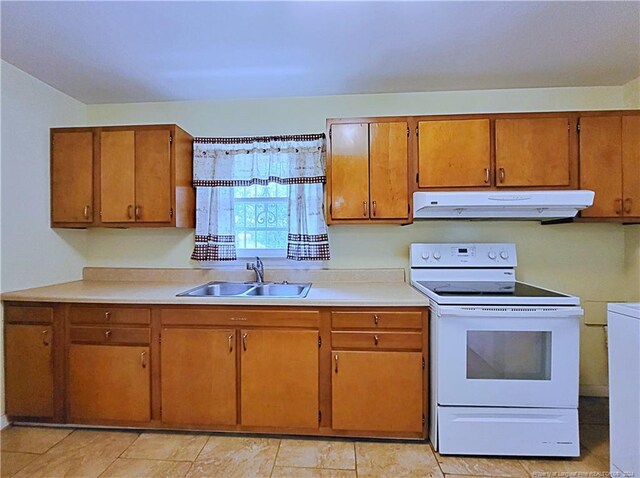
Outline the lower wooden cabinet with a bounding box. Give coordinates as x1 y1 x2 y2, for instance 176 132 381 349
68 344 150 422
161 328 237 426
240 329 319 429
332 351 423 433
4 324 54 418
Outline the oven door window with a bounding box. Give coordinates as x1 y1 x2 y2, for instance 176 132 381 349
466 331 552 380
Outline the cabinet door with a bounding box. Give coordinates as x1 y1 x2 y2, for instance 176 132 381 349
330 123 370 219
100 131 136 223
495 117 570 187
51 131 94 223
68 344 150 422
161 328 237 426
4 325 53 417
579 116 623 217
332 351 423 433
418 119 491 188
370 122 409 219
241 329 318 428
135 129 172 223
622 116 640 217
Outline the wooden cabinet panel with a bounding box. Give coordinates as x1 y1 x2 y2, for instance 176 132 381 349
69 306 150 325
69 326 150 345
330 123 370 219
418 119 491 188
332 351 423 433
495 118 570 187
369 122 409 219
331 331 422 350
623 116 640 217
51 131 94 224
4 325 54 418
580 116 623 217
161 308 319 327
161 328 237 426
241 329 318 428
135 129 172 223
68 344 150 422
5 305 52 324
100 131 135 223
331 311 422 330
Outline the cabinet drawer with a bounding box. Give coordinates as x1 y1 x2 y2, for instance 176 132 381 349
70 326 150 345
331 311 422 330
161 308 320 327
5 306 53 324
69 306 150 325
332 331 423 351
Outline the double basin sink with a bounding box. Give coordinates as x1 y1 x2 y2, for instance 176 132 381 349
177 281 312 298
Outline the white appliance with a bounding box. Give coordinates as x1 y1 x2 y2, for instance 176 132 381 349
413 190 595 220
608 302 640 478
410 243 582 457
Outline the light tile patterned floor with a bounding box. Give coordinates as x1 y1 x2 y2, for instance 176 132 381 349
0 397 610 478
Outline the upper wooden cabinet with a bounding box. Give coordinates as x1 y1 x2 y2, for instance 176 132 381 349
51 130 95 225
495 117 571 188
328 120 410 224
580 114 640 219
51 124 194 228
418 119 491 188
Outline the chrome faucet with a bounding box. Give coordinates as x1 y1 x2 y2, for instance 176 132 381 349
246 256 264 283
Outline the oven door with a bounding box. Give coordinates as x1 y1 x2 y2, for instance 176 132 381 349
436 306 581 408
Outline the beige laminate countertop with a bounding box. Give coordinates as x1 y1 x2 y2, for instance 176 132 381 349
1 279 429 307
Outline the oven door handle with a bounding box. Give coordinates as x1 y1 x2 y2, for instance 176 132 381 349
437 307 584 319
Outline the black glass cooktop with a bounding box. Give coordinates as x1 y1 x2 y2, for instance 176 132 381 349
416 281 567 298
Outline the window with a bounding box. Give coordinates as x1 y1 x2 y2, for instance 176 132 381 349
233 183 289 257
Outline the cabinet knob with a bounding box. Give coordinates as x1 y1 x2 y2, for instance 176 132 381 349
242 332 248 351
127 205 133 219
372 200 377 217
615 199 623 215
105 311 111 321
484 168 490 184
374 334 379 346
105 330 112 340
624 198 633 215
499 168 505 183
228 333 234 353
135 206 141 220
334 354 339 373
140 351 147 368
374 314 379 325
42 330 49 346
362 201 368 217
83 205 90 219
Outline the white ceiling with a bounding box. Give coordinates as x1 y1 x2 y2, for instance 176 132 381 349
2 1 639 104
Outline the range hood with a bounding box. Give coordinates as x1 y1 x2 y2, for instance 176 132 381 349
413 190 595 220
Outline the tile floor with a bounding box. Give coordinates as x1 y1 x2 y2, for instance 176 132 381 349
0 397 610 478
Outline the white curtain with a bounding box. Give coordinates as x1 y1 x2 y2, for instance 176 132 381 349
191 135 330 261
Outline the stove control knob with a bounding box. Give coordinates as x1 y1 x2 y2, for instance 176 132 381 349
433 251 441 260
500 250 509 260
488 251 497 260
421 252 430 260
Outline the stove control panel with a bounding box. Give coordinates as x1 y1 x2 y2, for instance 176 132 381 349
410 243 517 267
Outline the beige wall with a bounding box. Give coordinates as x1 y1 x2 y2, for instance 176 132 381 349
0 60 89 417
86 85 632 394
623 76 640 108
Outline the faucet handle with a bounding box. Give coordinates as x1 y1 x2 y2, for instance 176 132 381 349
246 262 254 270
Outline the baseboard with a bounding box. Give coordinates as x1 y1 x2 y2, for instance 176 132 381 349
0 415 10 430
580 385 609 397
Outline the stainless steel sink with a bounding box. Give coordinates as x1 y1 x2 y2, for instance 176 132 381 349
177 281 311 298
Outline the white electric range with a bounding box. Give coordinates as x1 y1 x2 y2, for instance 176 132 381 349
410 243 582 457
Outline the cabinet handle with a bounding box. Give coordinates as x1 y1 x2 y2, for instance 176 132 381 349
242 332 248 351
228 333 234 353
374 334 379 346
615 199 623 215
42 330 49 346
105 330 112 340
499 168 505 183
105 311 111 321
127 205 133 219
372 200 377 217
484 168 490 184
135 206 141 220
83 205 90 219
624 198 633 215
140 351 147 368
334 354 339 373
374 314 379 325
362 201 368 217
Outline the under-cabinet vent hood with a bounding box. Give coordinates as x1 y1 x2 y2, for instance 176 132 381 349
413 190 595 220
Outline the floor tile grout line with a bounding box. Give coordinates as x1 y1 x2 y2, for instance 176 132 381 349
269 439 282 478
354 441 359 478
